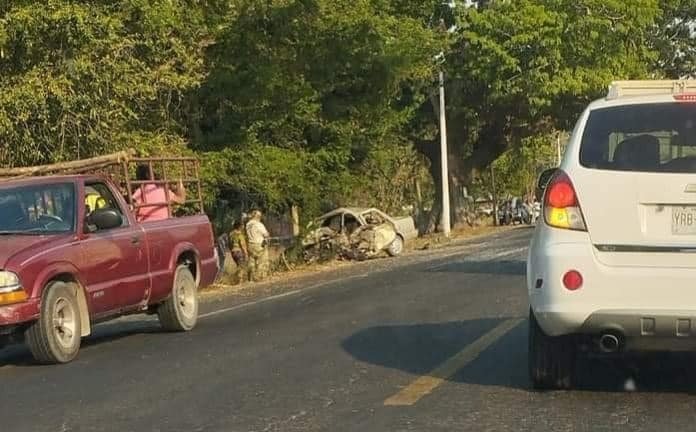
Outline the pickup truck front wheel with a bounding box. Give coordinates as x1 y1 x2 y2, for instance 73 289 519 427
26 281 82 364
158 265 198 332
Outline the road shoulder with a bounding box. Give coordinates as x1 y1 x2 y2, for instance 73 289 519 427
200 226 524 314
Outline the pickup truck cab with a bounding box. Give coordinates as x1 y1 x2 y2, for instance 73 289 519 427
0 175 218 363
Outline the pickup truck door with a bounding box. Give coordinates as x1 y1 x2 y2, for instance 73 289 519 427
79 181 150 316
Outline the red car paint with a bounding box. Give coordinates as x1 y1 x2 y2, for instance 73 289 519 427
0 175 218 331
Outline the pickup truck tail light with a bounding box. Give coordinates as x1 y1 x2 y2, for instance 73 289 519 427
544 171 587 231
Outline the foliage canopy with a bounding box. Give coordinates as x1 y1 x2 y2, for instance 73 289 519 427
1 0 693 228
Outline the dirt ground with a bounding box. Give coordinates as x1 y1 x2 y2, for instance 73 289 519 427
202 222 514 303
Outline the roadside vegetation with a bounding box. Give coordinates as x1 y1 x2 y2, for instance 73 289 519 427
1 0 694 232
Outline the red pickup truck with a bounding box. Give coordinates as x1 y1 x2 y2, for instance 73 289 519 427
0 175 218 363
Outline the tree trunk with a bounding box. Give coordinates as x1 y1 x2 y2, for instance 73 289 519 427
447 151 475 227
413 88 515 233
291 205 300 237
424 144 442 234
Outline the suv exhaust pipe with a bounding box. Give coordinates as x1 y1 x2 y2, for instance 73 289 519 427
599 333 620 353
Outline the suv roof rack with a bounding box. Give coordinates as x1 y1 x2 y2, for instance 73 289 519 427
607 80 696 100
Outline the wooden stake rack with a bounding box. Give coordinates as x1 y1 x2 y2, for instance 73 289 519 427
0 150 205 216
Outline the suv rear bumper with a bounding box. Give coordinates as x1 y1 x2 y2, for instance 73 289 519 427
536 310 696 351
528 228 696 343
581 310 696 338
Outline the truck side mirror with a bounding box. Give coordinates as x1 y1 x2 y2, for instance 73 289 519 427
87 208 123 231
536 168 558 200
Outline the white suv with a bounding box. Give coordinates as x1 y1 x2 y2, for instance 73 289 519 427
528 80 696 389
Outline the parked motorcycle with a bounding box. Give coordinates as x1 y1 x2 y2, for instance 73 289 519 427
514 204 533 225
497 201 513 226
500 197 534 226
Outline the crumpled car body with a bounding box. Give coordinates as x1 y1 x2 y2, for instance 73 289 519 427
302 207 416 261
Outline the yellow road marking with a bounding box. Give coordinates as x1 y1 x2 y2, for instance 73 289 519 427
383 318 523 406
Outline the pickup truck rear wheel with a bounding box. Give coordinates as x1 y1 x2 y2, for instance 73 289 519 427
158 265 198 332
528 309 576 390
26 281 82 364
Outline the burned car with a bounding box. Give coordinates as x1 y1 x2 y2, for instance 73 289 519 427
302 207 418 261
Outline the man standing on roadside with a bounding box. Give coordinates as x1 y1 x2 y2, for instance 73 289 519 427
246 210 270 282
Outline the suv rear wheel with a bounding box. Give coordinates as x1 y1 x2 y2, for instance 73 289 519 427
26 281 82 364
528 309 576 390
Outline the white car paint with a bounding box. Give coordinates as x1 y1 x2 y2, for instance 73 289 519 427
528 84 696 349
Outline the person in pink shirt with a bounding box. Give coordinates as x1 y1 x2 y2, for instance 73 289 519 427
132 165 186 222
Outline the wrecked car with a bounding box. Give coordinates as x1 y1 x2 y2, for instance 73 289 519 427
302 207 418 261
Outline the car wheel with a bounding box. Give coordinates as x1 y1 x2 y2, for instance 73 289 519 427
528 309 576 390
158 265 199 332
26 281 82 364
387 235 404 257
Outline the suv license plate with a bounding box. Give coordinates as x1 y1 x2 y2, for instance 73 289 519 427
672 206 696 235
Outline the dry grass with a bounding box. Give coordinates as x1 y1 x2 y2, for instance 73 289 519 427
202 220 508 296
407 220 502 251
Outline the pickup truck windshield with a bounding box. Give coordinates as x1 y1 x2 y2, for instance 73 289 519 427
0 183 75 234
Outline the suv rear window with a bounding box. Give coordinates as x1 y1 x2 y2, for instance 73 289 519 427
580 103 696 173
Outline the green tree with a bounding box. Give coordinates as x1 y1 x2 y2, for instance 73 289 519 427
410 0 662 228
345 141 434 216
1 0 692 236
0 0 214 167
193 0 442 217
652 0 696 78
490 133 558 199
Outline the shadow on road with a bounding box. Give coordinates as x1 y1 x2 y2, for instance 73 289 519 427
342 318 696 394
0 319 161 366
425 259 526 276
83 319 162 347
342 319 501 376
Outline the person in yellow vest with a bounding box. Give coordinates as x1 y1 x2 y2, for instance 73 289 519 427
84 187 107 215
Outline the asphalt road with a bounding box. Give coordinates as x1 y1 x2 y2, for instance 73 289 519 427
3 227 696 431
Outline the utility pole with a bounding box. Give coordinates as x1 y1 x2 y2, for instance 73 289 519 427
439 70 451 238
490 164 498 227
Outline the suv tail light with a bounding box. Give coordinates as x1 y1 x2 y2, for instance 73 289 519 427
544 171 587 231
